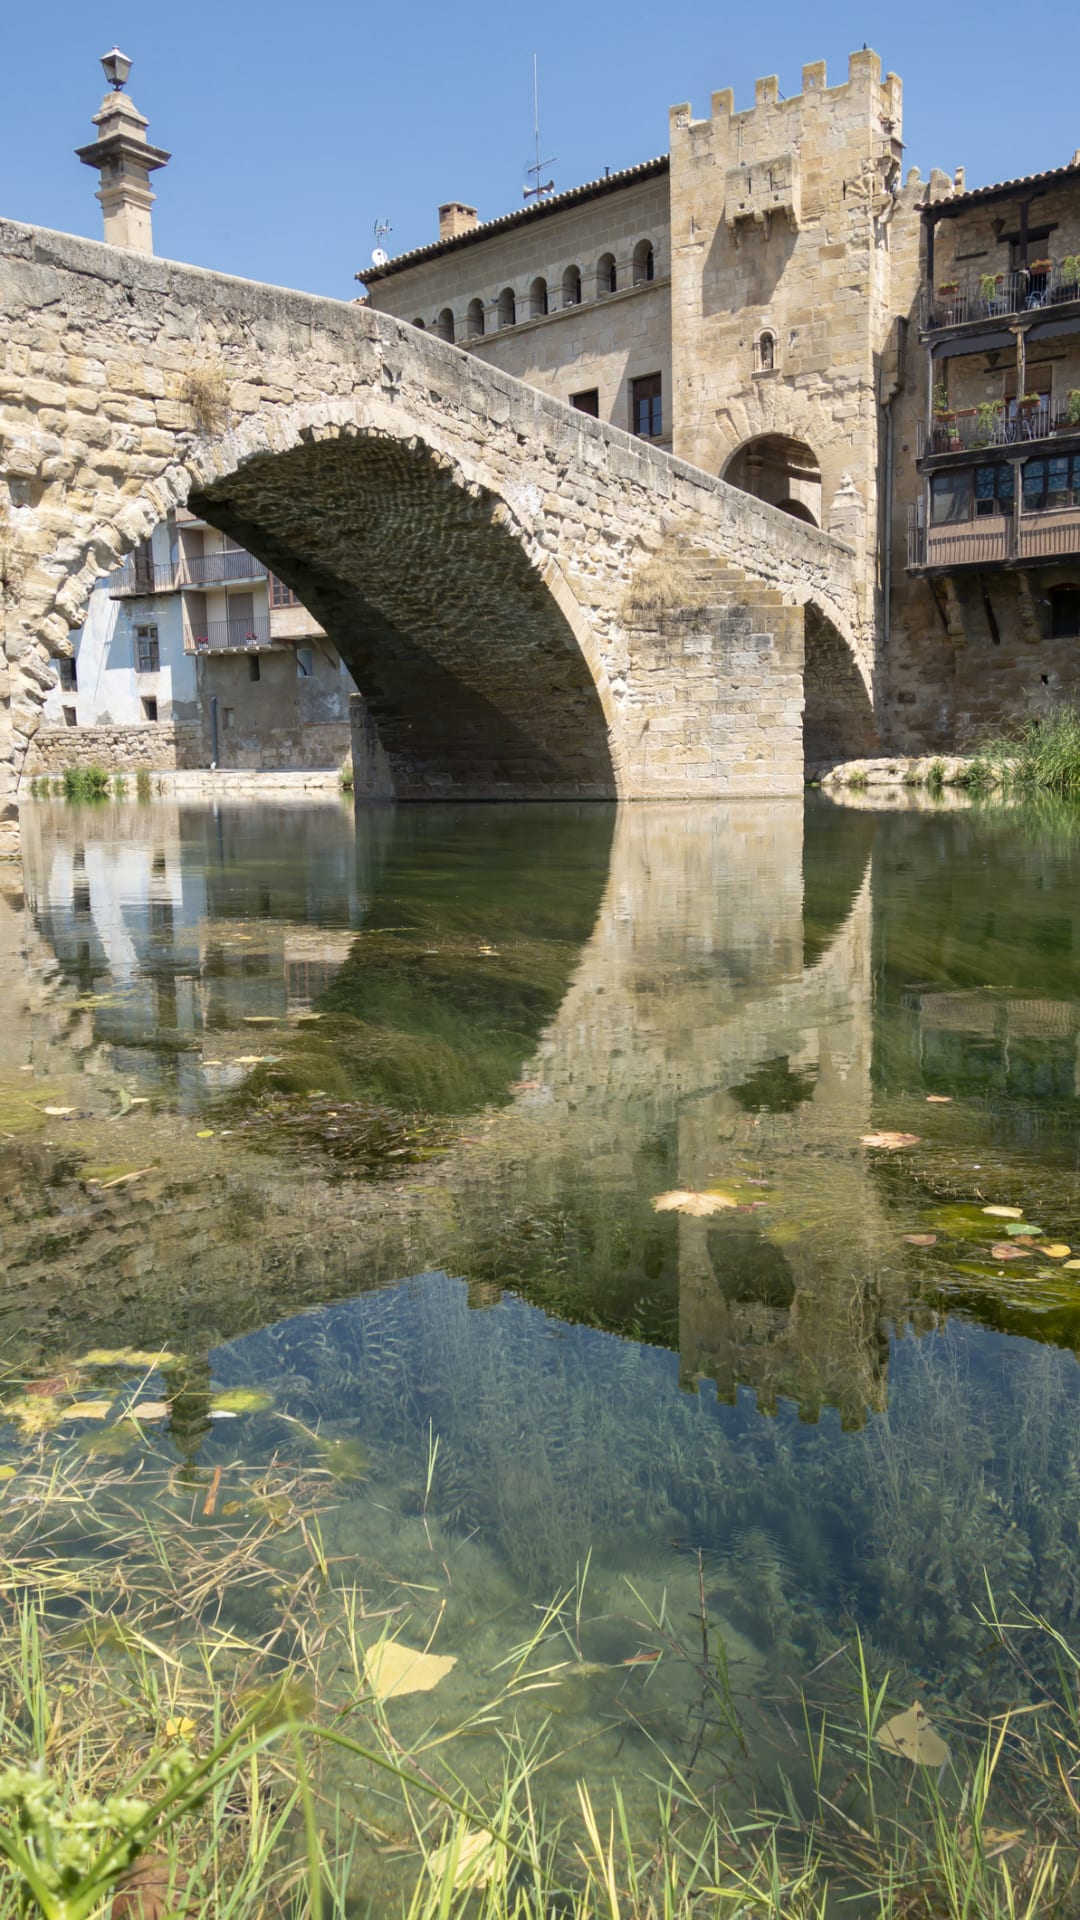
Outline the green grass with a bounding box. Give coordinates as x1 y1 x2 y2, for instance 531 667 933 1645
980 703 1080 800
61 766 112 802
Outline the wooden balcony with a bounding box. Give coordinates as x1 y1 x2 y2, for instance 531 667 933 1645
907 506 1080 571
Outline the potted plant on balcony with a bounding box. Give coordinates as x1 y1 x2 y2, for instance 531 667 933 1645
1064 389 1080 428
932 382 961 449
1017 392 1042 414
1028 259 1052 275
1056 255 1080 301
979 271 1005 312
973 398 1004 447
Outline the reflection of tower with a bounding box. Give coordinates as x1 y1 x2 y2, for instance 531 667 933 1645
675 863 896 1427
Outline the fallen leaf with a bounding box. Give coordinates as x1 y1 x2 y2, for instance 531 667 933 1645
925 1094 953 1104
130 1401 170 1421
904 1233 938 1246
1004 1222 1041 1236
234 1055 263 1066
195 1130 214 1139
861 1132 920 1150
1064 1259 1080 1271
425 1825 499 1891
983 1205 1024 1219
241 1016 276 1025
99 1167 154 1190
210 1388 272 1414
364 1641 456 1701
991 1243 1035 1260
1036 1243 1072 1259
0 1465 17 1481
78 1349 176 1368
40 1105 76 1117
875 1702 950 1769
164 1715 196 1742
64 1401 113 1421
652 1190 739 1216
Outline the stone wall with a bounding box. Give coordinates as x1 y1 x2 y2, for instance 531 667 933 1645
25 722 202 774
0 217 859 821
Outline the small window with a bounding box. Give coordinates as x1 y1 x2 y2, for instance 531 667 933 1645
597 252 617 297
436 307 455 344
529 276 548 319
296 646 314 678
465 298 485 339
135 626 159 673
562 264 582 307
268 573 301 610
58 657 77 692
974 462 1015 516
571 389 600 417
62 705 77 728
930 469 973 524
248 656 261 682
497 286 516 328
142 695 158 722
632 240 655 285
223 707 235 731
756 329 776 372
1050 586 1080 638
631 373 663 439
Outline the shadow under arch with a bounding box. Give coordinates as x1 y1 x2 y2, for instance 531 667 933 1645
803 602 879 771
187 430 618 801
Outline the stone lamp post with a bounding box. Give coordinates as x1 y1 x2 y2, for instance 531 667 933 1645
76 49 170 254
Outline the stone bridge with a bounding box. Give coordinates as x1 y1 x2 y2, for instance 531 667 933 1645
0 221 869 822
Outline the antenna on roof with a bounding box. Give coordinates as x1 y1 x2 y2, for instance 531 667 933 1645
372 217 392 265
524 55 555 201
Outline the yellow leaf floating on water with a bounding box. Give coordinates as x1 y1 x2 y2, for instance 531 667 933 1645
196 1130 214 1139
1064 1259 1080 1271
860 1132 920 1150
875 1702 950 1769
983 1205 1024 1219
925 1094 952 1104
0 1465 17 1481
1035 1243 1071 1259
78 1349 176 1369
364 1640 456 1701
130 1401 170 1421
164 1715 197 1742
991 1242 1034 1261
40 1105 77 1117
64 1401 113 1421
652 1190 739 1217
210 1388 273 1414
425 1825 499 1891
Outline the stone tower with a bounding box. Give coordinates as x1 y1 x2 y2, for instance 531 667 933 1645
76 49 170 255
667 51 914 664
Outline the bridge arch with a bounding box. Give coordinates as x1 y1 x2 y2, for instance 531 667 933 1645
80 402 623 801
723 433 822 528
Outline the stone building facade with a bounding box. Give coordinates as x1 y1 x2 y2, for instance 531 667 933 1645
361 55 1080 752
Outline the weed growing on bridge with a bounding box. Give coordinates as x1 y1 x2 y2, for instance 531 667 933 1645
182 360 231 437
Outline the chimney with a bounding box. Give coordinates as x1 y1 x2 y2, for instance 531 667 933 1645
953 165 966 193
438 202 479 242
76 49 170 254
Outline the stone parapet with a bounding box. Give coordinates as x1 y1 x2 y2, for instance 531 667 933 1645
23 723 202 776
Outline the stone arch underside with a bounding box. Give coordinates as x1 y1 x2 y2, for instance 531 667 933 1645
189 433 618 801
802 603 879 769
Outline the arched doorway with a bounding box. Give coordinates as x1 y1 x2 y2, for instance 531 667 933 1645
725 434 822 527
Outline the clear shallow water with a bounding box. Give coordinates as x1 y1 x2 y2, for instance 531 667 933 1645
4 794 1080 1894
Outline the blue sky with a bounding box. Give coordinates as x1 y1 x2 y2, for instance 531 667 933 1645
2 0 1077 301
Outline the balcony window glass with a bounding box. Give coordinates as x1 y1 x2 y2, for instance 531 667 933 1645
974 464 1014 515
1022 454 1080 511
930 469 973 524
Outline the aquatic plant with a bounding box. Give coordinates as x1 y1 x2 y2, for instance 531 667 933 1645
978 702 1080 800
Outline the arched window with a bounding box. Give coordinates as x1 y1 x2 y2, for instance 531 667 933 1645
756 329 776 372
497 286 517 328
597 252 617 297
562 264 582 307
529 276 549 319
436 308 455 344
465 298 485 339
632 240 655 285
411 317 426 330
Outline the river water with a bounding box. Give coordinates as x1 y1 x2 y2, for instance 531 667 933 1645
3 794 1080 1898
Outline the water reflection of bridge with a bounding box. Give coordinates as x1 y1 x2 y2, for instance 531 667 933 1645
12 798 1078 1427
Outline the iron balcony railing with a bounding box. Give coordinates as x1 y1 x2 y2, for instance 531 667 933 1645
109 560 177 596
191 616 274 651
907 506 1080 570
919 405 1079 457
925 266 1080 331
177 550 268 587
